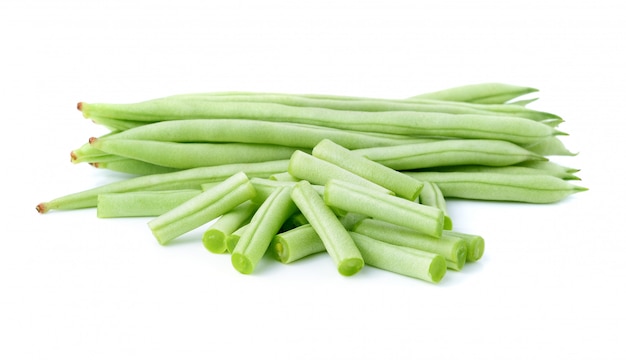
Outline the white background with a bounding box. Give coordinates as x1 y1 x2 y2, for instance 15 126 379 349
2 0 625 359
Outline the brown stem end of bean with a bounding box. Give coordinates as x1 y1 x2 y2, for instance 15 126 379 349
88 137 98 144
36 203 48 214
77 102 83 112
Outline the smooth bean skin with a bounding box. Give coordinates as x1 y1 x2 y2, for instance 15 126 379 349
353 139 546 170
410 82 538 104
97 190 202 218
91 138 303 169
80 99 560 145
92 158 179 175
418 181 452 230
405 171 588 203
36 160 289 213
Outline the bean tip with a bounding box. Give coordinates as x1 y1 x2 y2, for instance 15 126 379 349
77 102 83 111
36 203 48 214
70 151 77 162
88 137 98 144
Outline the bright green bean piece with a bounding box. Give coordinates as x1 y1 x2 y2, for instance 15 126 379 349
202 201 259 254
36 160 288 213
91 138 302 169
271 224 327 264
79 98 560 146
518 160 580 176
288 150 393 195
405 171 587 203
290 181 364 276
418 181 453 230
231 187 298 274
349 232 447 283
269 172 300 182
353 219 467 271
148 172 257 245
107 119 418 149
97 190 202 218
410 82 538 104
312 139 424 200
92 158 179 175
353 139 546 171
444 230 485 262
226 224 249 253
423 164 581 181
324 179 444 238
249 178 325 203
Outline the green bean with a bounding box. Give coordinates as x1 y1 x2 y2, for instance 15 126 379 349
280 212 310 232
36 160 289 213
349 232 447 283
90 138 303 169
226 224 249 253
148 172 257 245
288 150 393 195
418 181 452 230
407 98 560 121
92 158 179 175
405 171 587 203
324 179 444 238
269 172 300 182
96 190 202 218
353 139 546 171
410 82 538 104
231 186 298 274
249 177 324 204
271 224 327 264
517 160 580 176
311 139 424 201
422 164 580 181
106 119 419 149
444 231 485 262
290 181 364 276
352 219 467 271
525 136 576 156
79 99 561 145
202 201 259 254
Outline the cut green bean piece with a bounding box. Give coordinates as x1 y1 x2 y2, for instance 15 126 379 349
226 224 249 253
36 160 288 213
231 187 298 274
411 82 538 104
354 139 546 171
91 138 303 169
202 201 259 254
324 179 444 238
271 224 327 264
418 181 452 230
405 171 588 203
288 150 393 195
269 172 300 182
148 172 256 245
353 219 467 270
250 177 324 203
349 232 447 283
290 181 364 276
312 139 424 200
445 231 485 262
97 190 202 218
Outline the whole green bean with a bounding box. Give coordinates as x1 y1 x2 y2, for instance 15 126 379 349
410 82 538 104
106 119 419 149
405 171 587 203
353 139 546 170
79 99 561 145
36 160 289 213
423 164 580 181
91 138 303 169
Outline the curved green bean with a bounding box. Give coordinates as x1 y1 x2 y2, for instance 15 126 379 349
405 171 587 203
410 82 538 104
353 139 546 170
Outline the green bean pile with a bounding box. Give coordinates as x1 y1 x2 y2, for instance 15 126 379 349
36 83 586 283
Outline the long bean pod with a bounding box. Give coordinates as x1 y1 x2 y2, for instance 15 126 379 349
410 82 538 104
36 160 289 213
405 171 587 203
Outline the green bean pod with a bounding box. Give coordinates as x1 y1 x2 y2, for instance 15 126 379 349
97 190 202 218
354 139 546 170
92 158 179 175
418 181 452 230
36 160 289 213
202 201 259 254
410 82 538 104
90 138 303 169
271 224 327 264
405 171 587 203
79 99 561 145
